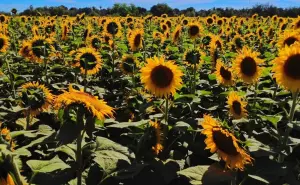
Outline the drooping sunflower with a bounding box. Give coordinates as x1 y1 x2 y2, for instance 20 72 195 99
272 43 300 92
61 23 69 41
120 54 138 75
149 120 163 155
28 36 54 63
188 22 201 39
74 47 102 75
19 82 54 116
19 41 32 60
215 60 234 86
277 30 300 48
227 92 247 119
172 25 181 44
232 47 263 84
0 34 9 53
231 34 244 51
209 34 223 51
54 85 114 121
140 56 183 98
128 29 144 51
104 19 122 37
160 23 169 33
201 114 253 171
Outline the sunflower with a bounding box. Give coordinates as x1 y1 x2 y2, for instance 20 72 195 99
1 127 16 151
149 120 163 155
0 173 15 185
293 18 300 30
88 35 102 50
0 34 9 53
188 23 201 39
120 54 138 75
104 19 122 37
160 23 169 33
272 43 300 92
184 49 202 66
200 114 253 171
74 47 102 75
61 23 69 41
28 36 54 63
209 34 223 50
128 29 144 51
172 25 181 44
20 82 54 116
19 41 33 60
277 30 300 48
140 56 183 98
182 18 189 26
231 34 244 50
227 92 247 119
54 85 114 121
83 24 92 41
153 31 165 44
206 17 214 25
232 47 263 84
215 60 234 86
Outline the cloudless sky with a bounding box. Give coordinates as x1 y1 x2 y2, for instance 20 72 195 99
0 0 299 12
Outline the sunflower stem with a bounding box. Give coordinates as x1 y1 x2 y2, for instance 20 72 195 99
192 63 197 94
112 34 115 76
26 110 31 130
76 130 84 185
84 63 88 92
280 89 299 162
4 56 16 98
252 83 258 109
268 83 278 114
165 97 169 123
143 39 146 63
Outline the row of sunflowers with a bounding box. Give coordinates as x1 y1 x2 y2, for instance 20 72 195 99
0 12 300 185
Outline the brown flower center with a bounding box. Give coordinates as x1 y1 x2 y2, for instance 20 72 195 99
232 100 242 115
189 25 200 37
0 38 4 50
134 34 141 47
107 22 118 35
207 18 213 24
80 53 97 70
240 56 257 77
283 37 298 47
220 66 232 81
213 129 239 156
151 65 173 88
284 54 300 80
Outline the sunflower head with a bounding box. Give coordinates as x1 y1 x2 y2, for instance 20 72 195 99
75 47 102 75
200 114 253 171
104 19 122 37
172 25 181 44
277 30 300 48
232 35 244 51
149 120 163 155
54 85 114 121
184 49 202 66
0 127 16 151
188 23 201 39
0 34 9 53
120 54 138 75
215 60 234 86
206 17 214 25
88 35 102 50
227 92 247 119
140 56 183 98
19 82 54 117
128 29 144 51
233 47 263 84
29 36 54 62
273 43 300 92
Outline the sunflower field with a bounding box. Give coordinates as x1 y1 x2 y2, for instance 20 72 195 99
0 12 300 185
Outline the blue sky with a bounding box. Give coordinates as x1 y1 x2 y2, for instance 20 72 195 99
0 0 299 12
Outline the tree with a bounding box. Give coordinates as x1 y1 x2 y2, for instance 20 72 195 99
150 3 173 16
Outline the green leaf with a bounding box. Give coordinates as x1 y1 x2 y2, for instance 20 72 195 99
107 120 148 128
177 163 234 185
27 156 70 173
54 145 76 160
258 115 282 128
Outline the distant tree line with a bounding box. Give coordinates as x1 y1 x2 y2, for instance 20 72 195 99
3 3 300 17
